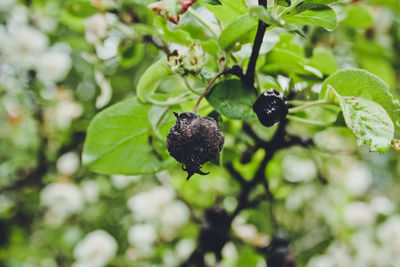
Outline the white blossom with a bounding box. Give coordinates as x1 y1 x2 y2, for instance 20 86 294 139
111 174 141 189
342 163 372 196
35 47 72 83
56 151 80 176
81 180 100 203
343 202 375 228
128 223 157 247
41 183 84 221
128 224 156 258
84 13 116 44
282 155 316 182
161 201 190 229
370 196 395 215
4 25 48 68
0 0 15 11
52 100 84 128
74 230 117 267
127 186 175 221
377 216 400 248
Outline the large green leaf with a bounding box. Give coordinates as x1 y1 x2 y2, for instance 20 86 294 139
321 69 400 128
338 96 394 152
283 5 337 31
82 97 172 174
206 79 257 120
136 57 172 103
218 14 258 51
199 0 248 25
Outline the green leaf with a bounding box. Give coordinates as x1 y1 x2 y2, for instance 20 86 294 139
249 6 280 25
218 14 258 51
154 17 193 45
338 96 394 152
277 0 291 7
321 69 400 128
283 5 337 31
65 0 99 18
203 0 222 5
199 0 248 25
137 57 172 103
307 47 338 75
342 5 373 29
206 79 257 120
82 97 172 175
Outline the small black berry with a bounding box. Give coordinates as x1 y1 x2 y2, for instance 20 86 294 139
199 206 230 260
253 89 288 127
167 112 224 180
266 236 296 267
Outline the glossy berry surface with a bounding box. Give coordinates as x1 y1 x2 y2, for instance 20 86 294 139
167 112 224 180
253 89 288 127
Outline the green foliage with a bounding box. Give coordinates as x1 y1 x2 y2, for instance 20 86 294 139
83 97 173 174
283 4 337 30
206 79 257 120
321 69 400 130
218 14 258 51
338 96 394 152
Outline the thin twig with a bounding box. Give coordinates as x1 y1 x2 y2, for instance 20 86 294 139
225 163 247 185
193 69 230 113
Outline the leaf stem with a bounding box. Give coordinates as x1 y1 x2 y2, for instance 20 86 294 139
193 69 230 113
244 0 268 88
188 7 218 38
288 99 334 113
286 114 332 127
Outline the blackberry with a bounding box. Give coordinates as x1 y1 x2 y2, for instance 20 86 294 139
167 112 224 180
266 236 296 267
253 89 288 127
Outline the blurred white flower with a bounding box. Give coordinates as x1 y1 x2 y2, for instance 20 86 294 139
95 37 119 60
282 155 316 182
370 196 395 215
342 163 372 196
343 202 375 228
161 201 190 229
308 255 335 267
53 100 84 128
41 183 84 221
84 13 116 44
111 174 141 189
4 25 48 68
377 216 400 248
56 151 80 176
127 186 175 221
128 224 156 258
35 48 72 83
286 185 315 211
81 180 100 203
175 239 196 261
74 230 117 267
0 0 15 11
128 223 157 247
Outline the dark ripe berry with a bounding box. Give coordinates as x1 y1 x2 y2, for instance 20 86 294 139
167 112 224 180
253 89 288 127
266 236 296 267
199 206 230 260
